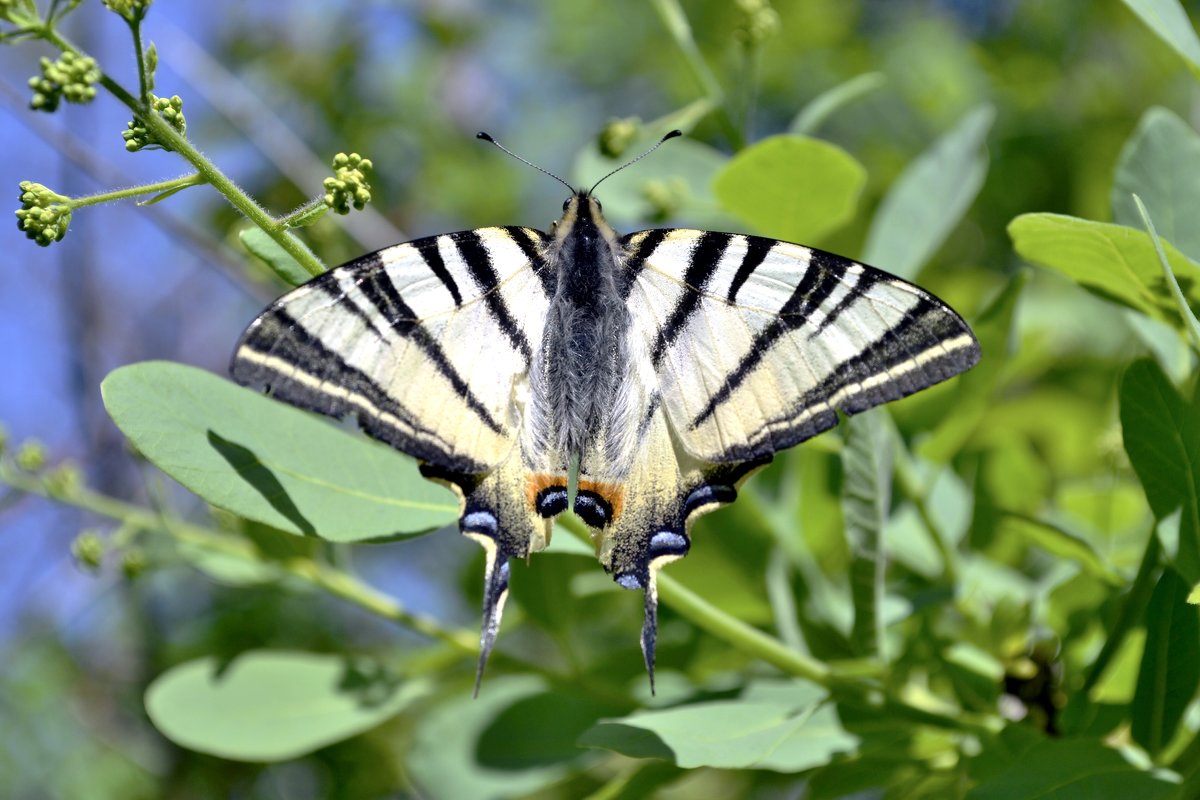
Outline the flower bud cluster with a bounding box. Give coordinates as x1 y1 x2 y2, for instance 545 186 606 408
323 152 373 214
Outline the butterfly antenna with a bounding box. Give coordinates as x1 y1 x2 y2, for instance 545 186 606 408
477 132 575 194
588 129 683 195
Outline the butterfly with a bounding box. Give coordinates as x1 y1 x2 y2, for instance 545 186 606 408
230 131 980 693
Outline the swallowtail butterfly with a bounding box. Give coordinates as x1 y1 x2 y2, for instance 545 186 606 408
231 131 980 693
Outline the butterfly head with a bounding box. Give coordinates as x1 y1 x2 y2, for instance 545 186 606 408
553 190 617 246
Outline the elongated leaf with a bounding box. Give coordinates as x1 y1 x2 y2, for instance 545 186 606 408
789 72 886 136
1113 108 1200 263
579 683 857 772
713 134 866 244
841 409 891 656
997 515 1124 586
1132 568 1200 757
102 361 457 541
1120 358 1200 581
239 227 313 286
1009 213 1200 331
863 105 994 279
967 732 1179 799
144 651 425 761
1121 0 1200 71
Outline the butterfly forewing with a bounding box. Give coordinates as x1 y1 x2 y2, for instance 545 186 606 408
230 227 551 472
623 229 980 464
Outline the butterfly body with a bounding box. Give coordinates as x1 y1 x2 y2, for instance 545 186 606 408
232 180 980 693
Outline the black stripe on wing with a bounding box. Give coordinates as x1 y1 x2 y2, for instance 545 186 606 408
349 256 507 436
504 226 554 295
650 231 732 367
726 236 774 303
619 229 670 300
411 239 463 306
697 293 980 462
689 249 846 427
453 230 533 362
231 307 486 473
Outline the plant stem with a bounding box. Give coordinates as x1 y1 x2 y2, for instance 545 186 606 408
68 173 204 209
0 465 478 653
649 0 744 149
128 17 149 102
1133 193 1200 351
40 27 328 278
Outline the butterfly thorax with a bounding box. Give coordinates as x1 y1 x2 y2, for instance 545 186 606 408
530 194 636 467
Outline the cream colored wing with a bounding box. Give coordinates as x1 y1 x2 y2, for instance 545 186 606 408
231 226 557 693
231 226 551 473
620 229 980 464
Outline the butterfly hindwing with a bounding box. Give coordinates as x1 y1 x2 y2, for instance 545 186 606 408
231 225 562 690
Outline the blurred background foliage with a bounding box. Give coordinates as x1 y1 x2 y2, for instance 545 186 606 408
2 0 1200 797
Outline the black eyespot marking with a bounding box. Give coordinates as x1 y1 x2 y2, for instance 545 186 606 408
683 483 737 516
574 490 613 529
648 530 690 559
535 486 569 518
460 507 499 538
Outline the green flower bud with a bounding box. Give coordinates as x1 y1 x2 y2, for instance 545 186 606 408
14 439 46 472
71 531 105 572
323 152 373 214
735 0 780 45
29 52 100 112
102 0 152 23
44 461 82 497
598 117 641 159
640 177 688 222
121 547 148 579
16 180 72 246
123 94 186 152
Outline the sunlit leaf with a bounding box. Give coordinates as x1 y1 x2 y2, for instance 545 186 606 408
1121 0 1200 72
863 104 994 279
1112 108 1200 263
579 683 857 771
102 361 457 542
1009 213 1200 332
713 135 866 244
144 651 425 761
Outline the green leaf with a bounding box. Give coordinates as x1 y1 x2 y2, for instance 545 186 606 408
1113 108 1200 263
967 735 1180 799
239 226 313 286
789 72 887 136
713 135 866 244
144 651 425 761
579 683 857 771
1008 213 1200 331
997 514 1124 586
862 105 994 280
1121 0 1200 72
841 409 891 657
101 361 457 542
1132 568 1200 757
1120 358 1200 581
407 676 605 800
